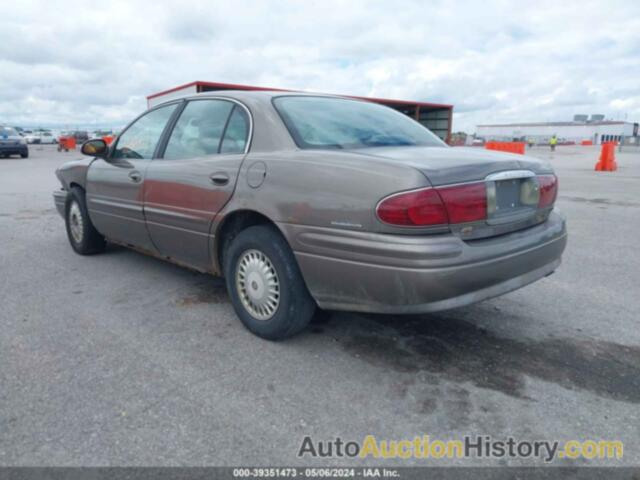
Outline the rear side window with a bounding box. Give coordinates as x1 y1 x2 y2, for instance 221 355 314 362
163 100 234 160
113 104 178 159
220 107 249 154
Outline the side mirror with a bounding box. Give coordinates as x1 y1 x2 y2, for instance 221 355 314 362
81 138 109 158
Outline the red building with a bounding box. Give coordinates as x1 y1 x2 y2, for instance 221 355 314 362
147 81 453 142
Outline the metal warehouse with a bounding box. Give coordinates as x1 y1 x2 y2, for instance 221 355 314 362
147 81 453 142
477 115 639 145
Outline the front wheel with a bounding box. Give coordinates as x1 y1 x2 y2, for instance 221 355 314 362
223 225 316 340
65 187 106 255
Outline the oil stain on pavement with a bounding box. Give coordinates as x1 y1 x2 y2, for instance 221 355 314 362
340 314 640 404
560 196 640 208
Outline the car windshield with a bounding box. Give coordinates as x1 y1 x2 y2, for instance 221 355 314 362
1 127 18 136
273 96 446 150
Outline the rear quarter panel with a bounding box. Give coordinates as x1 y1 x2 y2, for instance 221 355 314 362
213 149 435 273
222 150 431 229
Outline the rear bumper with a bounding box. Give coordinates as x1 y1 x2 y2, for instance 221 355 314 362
281 210 567 314
0 144 28 155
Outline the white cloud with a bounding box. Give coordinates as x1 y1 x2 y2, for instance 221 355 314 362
0 0 639 132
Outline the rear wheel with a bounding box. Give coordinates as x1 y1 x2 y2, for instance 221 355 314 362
65 187 106 255
223 225 316 340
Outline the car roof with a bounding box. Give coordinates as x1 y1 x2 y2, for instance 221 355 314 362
156 89 362 107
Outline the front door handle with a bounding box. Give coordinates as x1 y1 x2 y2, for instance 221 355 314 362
128 170 142 183
209 172 229 186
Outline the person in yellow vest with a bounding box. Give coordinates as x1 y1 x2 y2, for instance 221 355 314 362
550 135 558 151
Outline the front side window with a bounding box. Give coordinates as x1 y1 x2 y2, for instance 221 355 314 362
164 100 235 160
273 96 446 150
113 104 178 160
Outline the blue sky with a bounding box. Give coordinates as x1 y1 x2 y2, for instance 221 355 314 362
1 0 638 132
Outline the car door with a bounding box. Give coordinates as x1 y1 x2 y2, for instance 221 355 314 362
143 99 251 270
86 102 180 251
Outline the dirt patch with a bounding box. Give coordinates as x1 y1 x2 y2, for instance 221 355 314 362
176 282 228 306
13 208 57 221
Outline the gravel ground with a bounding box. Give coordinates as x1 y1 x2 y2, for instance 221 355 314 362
1 144 638 467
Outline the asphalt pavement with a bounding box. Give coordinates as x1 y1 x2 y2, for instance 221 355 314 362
1 144 638 466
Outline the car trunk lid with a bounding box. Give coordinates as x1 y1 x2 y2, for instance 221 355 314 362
353 146 557 239
350 145 551 185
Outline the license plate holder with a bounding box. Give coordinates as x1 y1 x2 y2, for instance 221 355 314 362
486 170 538 225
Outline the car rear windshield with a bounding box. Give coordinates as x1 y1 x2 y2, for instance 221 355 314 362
273 96 446 150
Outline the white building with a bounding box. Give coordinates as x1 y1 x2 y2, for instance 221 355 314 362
476 118 638 145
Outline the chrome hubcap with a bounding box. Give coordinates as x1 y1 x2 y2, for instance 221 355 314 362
235 249 280 321
69 201 84 243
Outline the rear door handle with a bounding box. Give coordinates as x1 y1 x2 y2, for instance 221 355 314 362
209 172 229 186
128 170 142 183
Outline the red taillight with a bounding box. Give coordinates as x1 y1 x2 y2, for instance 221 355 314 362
376 182 487 226
377 175 556 228
538 175 558 208
437 182 487 224
376 187 449 226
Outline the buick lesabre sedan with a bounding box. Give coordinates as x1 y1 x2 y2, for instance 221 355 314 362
54 91 567 339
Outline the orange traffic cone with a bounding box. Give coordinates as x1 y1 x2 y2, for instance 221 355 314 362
595 143 617 171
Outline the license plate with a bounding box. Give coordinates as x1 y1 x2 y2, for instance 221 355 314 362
486 171 539 224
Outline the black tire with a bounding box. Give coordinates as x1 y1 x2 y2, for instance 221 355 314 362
223 225 316 340
21 151 28 158
65 187 106 255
